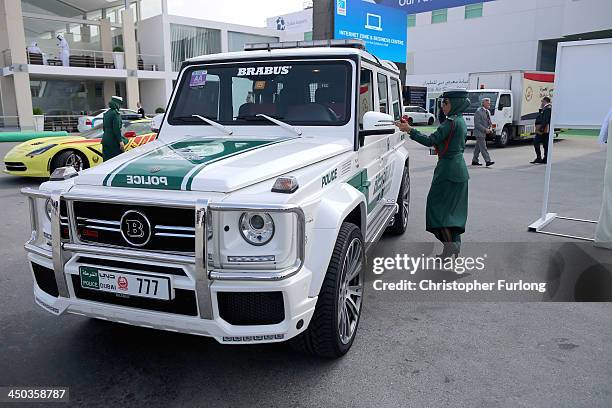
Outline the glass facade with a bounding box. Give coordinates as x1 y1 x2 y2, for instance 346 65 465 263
408 14 416 28
431 9 448 24
228 31 279 52
465 3 484 19
170 24 222 71
30 79 105 115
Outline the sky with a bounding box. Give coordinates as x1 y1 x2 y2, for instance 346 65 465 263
166 0 307 27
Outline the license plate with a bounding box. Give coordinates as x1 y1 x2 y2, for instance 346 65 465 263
79 266 171 300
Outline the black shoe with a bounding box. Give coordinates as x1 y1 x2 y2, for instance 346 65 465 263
531 158 543 164
486 161 495 167
471 161 482 166
541 158 547 164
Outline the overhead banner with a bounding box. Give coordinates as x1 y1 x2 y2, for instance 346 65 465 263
334 0 408 63
372 0 494 15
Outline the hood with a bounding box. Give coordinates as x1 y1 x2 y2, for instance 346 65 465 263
6 136 85 156
74 136 351 193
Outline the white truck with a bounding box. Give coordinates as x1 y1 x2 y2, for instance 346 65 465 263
464 71 555 147
21 40 410 358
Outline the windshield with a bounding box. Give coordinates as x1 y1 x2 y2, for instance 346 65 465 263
124 121 153 135
80 125 104 139
168 61 352 127
465 92 498 115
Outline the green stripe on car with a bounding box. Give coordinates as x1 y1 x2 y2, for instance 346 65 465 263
108 138 284 190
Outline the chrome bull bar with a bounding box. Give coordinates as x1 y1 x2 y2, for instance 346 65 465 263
21 188 306 321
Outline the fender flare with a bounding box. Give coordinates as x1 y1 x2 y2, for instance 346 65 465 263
306 183 366 297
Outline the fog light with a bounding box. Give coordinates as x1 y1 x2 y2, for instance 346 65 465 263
227 255 276 263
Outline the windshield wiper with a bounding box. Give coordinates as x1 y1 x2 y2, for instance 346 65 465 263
252 113 302 137
173 115 233 135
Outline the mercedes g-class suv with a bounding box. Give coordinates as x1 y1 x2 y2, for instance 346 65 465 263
22 40 410 358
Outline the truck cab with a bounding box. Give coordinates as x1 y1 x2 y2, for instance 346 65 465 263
464 89 514 147
21 40 410 358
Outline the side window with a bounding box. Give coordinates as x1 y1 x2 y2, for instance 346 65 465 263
359 68 375 127
377 73 389 114
390 78 402 121
500 94 511 108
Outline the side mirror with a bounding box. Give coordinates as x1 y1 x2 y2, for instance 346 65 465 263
360 111 395 137
124 131 136 138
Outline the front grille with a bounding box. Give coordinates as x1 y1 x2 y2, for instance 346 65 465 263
217 292 285 326
60 200 70 239
32 263 59 297
71 275 198 316
72 202 195 253
5 162 27 171
76 256 188 277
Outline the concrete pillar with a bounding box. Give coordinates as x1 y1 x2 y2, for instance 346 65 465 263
0 0 34 130
103 80 115 105
122 8 139 110
99 17 116 104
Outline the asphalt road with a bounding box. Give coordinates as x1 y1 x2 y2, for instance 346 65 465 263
0 134 611 407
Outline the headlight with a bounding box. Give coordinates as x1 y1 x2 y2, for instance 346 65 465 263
27 144 57 157
239 212 274 246
44 198 53 221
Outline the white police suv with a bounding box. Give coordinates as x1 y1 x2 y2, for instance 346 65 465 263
22 40 410 358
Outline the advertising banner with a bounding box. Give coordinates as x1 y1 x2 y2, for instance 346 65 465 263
521 72 554 120
334 0 408 63
372 0 494 15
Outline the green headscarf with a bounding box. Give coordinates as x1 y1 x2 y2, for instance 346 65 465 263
108 95 123 111
442 90 470 116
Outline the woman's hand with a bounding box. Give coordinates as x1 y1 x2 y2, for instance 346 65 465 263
395 120 412 134
120 141 125 151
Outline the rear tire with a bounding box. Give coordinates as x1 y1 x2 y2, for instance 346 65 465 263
428 117 434 126
50 150 87 174
407 117 414 126
386 165 410 235
290 223 364 358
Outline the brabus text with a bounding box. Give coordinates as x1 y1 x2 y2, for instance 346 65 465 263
237 66 291 76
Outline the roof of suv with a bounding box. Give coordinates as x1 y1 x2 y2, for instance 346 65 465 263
185 47 400 75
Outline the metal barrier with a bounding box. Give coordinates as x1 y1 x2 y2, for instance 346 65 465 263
25 48 163 71
0 116 20 131
43 115 80 133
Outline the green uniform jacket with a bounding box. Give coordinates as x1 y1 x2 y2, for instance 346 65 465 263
409 115 469 235
101 105 127 161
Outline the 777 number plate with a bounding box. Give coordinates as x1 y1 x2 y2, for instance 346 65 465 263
79 266 171 300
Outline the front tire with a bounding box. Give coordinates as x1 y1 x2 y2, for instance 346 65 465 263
386 165 410 235
428 117 434 126
50 150 87 174
291 223 365 358
495 127 510 148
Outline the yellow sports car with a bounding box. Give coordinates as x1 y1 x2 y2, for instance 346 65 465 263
3 119 157 177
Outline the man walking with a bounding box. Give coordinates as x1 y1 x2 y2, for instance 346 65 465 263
472 98 494 167
531 97 552 164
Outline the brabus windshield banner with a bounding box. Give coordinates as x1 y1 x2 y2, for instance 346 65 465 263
372 0 494 15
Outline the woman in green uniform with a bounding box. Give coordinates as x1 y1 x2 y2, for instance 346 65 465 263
397 89 470 258
102 96 128 161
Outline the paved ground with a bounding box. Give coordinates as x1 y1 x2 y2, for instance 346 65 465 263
0 133 611 407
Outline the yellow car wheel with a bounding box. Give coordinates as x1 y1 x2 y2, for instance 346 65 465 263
50 150 88 173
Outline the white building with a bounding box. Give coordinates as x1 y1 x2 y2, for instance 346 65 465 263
405 0 612 111
0 0 286 131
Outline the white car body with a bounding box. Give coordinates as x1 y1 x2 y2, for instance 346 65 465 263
77 108 141 133
403 106 435 125
22 42 409 357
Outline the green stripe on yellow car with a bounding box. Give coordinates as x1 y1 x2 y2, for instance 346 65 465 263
107 138 283 190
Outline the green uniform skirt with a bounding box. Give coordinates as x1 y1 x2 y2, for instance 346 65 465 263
425 180 468 238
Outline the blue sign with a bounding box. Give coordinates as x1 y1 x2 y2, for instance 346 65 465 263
373 0 494 15
334 0 408 63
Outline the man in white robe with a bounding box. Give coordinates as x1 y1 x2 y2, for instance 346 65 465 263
56 34 70 67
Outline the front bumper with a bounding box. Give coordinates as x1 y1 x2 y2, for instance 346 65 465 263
3 154 50 177
23 189 313 344
28 252 316 343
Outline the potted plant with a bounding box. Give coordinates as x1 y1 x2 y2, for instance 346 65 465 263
112 46 125 69
155 107 165 114
32 107 44 132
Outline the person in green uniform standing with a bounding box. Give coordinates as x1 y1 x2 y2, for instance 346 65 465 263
102 96 128 161
397 90 470 258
